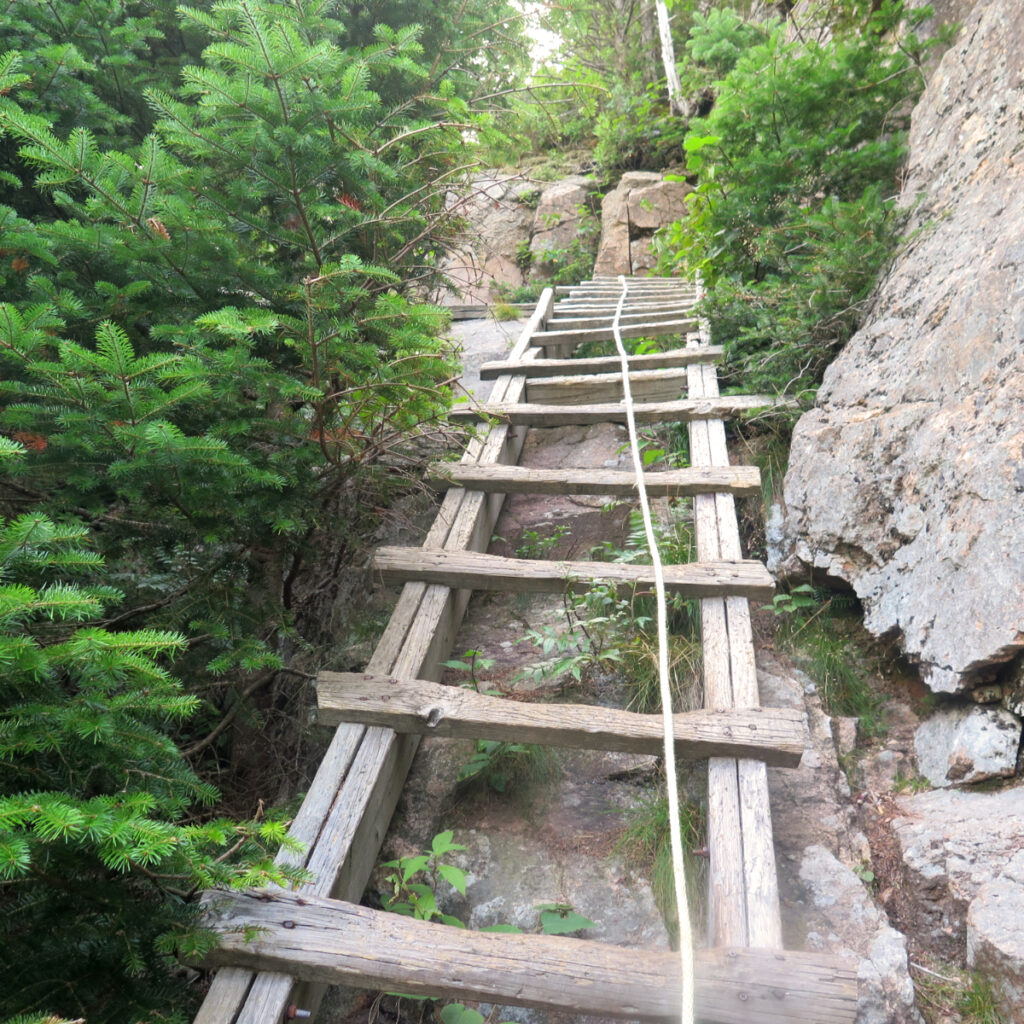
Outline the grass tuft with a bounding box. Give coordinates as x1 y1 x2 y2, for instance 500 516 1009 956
614 785 706 947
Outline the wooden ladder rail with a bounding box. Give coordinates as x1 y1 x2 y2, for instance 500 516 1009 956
686 321 782 947
192 291 557 1024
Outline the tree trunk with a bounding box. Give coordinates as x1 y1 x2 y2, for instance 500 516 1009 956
653 0 686 116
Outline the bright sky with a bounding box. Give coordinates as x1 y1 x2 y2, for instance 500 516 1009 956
520 1 561 67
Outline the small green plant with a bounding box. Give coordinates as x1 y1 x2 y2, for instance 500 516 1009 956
516 524 570 559
853 861 876 887
957 973 1006 1024
457 740 552 794
515 506 702 710
492 301 521 321
912 962 1006 1024
534 902 596 936
765 583 818 617
378 831 468 926
766 584 886 736
443 649 498 693
440 1004 515 1024
515 616 624 689
514 237 534 271
893 771 931 795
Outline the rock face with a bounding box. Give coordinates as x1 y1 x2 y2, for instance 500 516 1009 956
439 175 536 303
758 652 922 1023
770 0 1024 693
798 847 922 1024
968 850 1024 1017
892 787 1024 964
913 704 1021 787
528 176 591 271
593 172 692 276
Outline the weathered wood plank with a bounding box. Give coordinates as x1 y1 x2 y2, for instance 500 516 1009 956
449 394 791 427
590 275 688 282
315 672 805 766
446 302 535 320
552 301 696 317
533 318 695 348
557 287 693 297
686 327 784 950
553 294 695 306
372 548 775 600
546 307 696 329
205 891 858 1024
526 367 689 404
555 284 695 296
479 346 722 381
193 969 257 1024
425 463 762 498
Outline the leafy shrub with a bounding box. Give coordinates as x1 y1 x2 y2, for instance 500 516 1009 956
661 2 940 399
684 7 770 78
593 83 688 174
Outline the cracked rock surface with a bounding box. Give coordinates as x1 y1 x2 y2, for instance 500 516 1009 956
760 652 922 1024
770 0 1024 693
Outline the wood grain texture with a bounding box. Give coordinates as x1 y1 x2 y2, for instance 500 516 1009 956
686 332 784 950
448 395 790 427
316 672 805 765
372 547 776 600
479 346 722 380
205 890 857 1024
546 307 696 329
525 366 688 405
193 968 256 1024
425 463 761 497
552 301 696 317
532 318 695 348
555 285 695 296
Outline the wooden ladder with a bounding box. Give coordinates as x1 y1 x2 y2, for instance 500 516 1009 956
195 278 857 1024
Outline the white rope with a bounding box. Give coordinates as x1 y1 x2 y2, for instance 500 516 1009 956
610 275 694 1024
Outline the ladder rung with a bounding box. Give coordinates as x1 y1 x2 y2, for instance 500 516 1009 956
206 890 858 1024
552 301 696 316
316 671 805 766
555 284 695 295
479 346 722 380
372 547 775 600
533 319 696 348
526 367 688 405
425 463 762 498
547 307 696 329
448 395 792 427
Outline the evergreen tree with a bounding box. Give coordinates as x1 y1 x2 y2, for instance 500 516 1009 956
0 1 533 1017
662 1 941 396
0 441 304 1023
